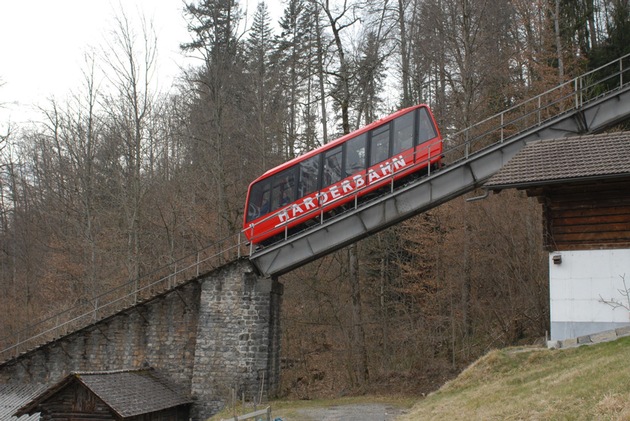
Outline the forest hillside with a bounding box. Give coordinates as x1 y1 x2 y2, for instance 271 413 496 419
1 0 630 396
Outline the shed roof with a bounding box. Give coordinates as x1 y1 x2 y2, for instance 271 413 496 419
485 132 630 190
15 369 191 419
0 383 45 421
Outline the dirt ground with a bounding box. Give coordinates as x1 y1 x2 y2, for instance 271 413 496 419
277 402 407 420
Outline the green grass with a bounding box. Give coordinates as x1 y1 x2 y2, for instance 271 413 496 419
208 338 630 420
399 337 630 420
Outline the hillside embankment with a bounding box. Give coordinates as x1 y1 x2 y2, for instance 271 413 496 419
211 336 630 420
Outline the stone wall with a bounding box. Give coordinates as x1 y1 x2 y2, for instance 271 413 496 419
0 281 201 388
0 258 281 420
190 261 282 418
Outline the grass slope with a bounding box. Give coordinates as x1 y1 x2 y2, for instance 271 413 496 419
399 337 630 420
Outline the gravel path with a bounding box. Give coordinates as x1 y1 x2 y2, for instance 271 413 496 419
287 403 407 420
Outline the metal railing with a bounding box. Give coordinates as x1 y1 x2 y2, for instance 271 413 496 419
220 406 272 421
1 53 629 364
444 53 630 161
0 234 248 362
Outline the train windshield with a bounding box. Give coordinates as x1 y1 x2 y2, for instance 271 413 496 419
418 107 437 142
247 167 297 223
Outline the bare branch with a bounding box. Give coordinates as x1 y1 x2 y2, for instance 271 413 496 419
599 274 630 311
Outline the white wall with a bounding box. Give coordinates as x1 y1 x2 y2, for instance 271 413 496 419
549 249 630 341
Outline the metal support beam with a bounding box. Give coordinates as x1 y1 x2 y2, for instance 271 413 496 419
250 85 630 278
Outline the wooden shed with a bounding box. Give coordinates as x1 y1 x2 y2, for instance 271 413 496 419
14 369 191 421
485 132 630 343
0 383 47 421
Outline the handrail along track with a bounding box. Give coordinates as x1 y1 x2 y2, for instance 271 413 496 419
1 53 629 363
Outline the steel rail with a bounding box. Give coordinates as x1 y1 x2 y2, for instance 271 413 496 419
1 53 629 363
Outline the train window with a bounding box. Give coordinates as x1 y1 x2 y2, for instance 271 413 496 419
247 179 271 222
299 155 319 198
270 167 297 212
323 145 343 186
418 107 437 143
344 134 366 177
392 111 415 155
370 123 390 166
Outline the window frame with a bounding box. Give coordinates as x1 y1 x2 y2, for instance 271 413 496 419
323 144 344 187
298 154 321 199
343 133 367 177
392 110 416 156
368 122 392 167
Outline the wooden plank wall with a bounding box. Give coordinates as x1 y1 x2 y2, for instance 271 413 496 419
533 178 630 251
33 381 190 421
37 382 113 421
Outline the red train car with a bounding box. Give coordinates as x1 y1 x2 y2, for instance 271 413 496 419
243 104 442 245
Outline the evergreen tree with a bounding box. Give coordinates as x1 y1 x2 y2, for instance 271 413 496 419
589 0 630 66
245 2 283 171
182 0 241 60
276 0 321 154
181 0 248 236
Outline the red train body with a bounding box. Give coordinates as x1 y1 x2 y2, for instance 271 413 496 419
243 104 443 245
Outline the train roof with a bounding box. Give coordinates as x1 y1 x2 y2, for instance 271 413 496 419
250 104 430 185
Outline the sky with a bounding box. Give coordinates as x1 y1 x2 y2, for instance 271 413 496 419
0 0 282 129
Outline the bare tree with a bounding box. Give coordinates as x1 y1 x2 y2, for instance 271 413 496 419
318 0 362 135
0 79 10 144
553 0 565 81
317 0 371 385
101 7 158 289
43 53 104 301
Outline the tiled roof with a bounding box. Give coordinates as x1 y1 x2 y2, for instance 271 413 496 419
485 132 630 189
77 369 191 417
16 369 191 419
0 383 45 421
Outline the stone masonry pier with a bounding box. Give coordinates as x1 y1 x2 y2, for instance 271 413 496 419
0 259 282 420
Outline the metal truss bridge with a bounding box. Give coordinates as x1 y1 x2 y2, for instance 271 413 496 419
2 54 630 363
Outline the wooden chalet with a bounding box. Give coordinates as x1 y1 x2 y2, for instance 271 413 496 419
485 131 630 343
14 369 191 421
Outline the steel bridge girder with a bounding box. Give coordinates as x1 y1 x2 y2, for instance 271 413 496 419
250 84 630 278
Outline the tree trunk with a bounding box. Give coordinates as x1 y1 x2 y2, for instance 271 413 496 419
554 0 564 81
398 0 411 107
349 243 369 384
315 6 328 143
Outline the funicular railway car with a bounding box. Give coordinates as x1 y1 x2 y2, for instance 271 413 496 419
243 104 443 245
